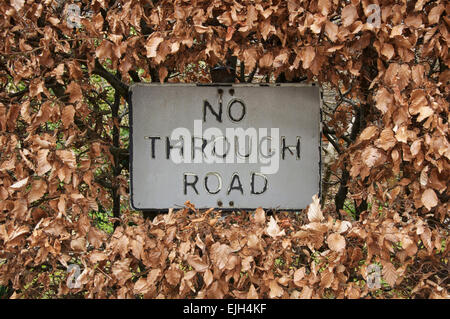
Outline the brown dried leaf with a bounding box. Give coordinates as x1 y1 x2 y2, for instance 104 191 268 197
10 177 29 190
293 267 306 286
134 277 152 294
259 52 273 69
320 270 334 288
299 286 313 299
146 36 164 58
65 82 82 104
166 268 182 286
187 255 208 272
27 179 47 203
203 269 213 287
301 46 315 69
359 125 379 141
327 233 346 252
88 227 105 249
428 5 444 24
341 5 358 27
421 188 438 211
61 105 75 129
266 216 285 238
247 284 259 299
89 252 108 264
375 128 397 151
112 258 132 285
70 237 86 251
362 146 382 168
382 262 398 287
210 243 233 270
307 194 323 222
318 0 331 16
56 150 76 169
325 21 338 42
269 280 283 298
381 43 395 60
375 87 392 114
254 207 266 224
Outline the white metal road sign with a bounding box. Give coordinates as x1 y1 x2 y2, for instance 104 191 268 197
129 83 321 211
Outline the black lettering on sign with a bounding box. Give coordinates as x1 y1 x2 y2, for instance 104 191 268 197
183 173 199 195
204 172 222 194
203 100 222 123
227 99 246 122
251 172 268 195
166 137 184 159
212 136 230 158
235 135 253 159
227 173 244 195
145 136 161 159
259 136 274 159
281 136 301 160
191 136 208 160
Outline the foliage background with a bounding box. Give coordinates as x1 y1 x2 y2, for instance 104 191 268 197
0 0 448 298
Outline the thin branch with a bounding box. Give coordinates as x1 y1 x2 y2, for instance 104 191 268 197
246 66 258 83
128 70 141 83
342 97 358 107
92 59 129 99
240 61 245 83
323 125 353 145
9 87 29 99
323 124 342 154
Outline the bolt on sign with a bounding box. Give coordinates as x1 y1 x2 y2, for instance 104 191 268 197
130 84 322 211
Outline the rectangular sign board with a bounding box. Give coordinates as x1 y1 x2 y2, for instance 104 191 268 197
130 84 321 211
